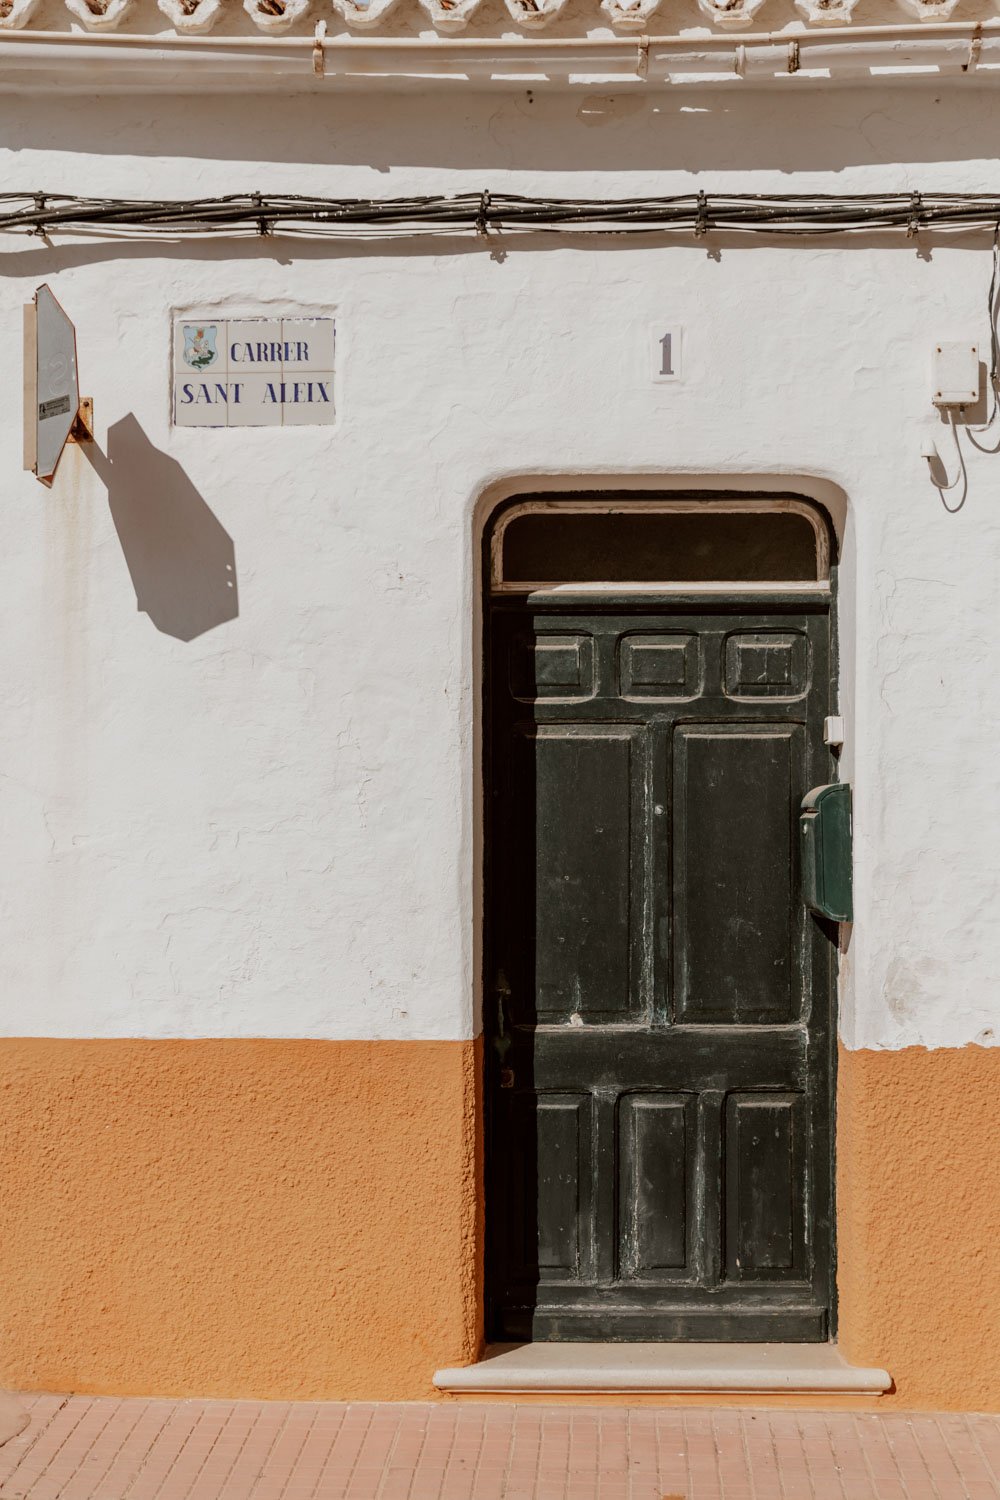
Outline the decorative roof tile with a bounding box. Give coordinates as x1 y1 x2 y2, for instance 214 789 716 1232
63 0 135 27
1 0 995 37
0 0 42 29
157 0 224 28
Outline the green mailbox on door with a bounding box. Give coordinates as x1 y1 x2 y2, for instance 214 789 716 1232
800 782 853 923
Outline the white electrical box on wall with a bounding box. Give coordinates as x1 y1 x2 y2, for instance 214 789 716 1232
931 342 979 407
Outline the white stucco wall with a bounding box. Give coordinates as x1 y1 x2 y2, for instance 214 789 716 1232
2 84 1000 1048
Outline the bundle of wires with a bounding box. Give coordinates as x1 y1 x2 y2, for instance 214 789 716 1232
3 190 1000 241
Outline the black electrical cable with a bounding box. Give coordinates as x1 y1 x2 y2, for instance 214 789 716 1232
966 222 1000 451
934 410 970 512
6 190 1000 241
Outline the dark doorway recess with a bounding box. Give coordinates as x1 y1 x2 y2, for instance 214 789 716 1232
483 497 838 1343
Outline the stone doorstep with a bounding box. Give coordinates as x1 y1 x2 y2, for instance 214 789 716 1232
433 1343 892 1394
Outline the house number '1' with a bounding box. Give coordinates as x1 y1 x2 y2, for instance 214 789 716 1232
650 326 682 383
659 333 674 376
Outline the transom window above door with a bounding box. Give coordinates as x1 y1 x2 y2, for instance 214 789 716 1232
490 498 831 592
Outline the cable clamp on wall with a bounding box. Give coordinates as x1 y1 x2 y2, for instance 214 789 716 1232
313 19 326 77
251 190 270 237
964 23 982 70
907 192 922 238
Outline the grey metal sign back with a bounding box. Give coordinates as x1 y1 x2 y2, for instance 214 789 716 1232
24 284 80 485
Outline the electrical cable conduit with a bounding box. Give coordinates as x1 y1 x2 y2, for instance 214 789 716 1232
0 18 999 89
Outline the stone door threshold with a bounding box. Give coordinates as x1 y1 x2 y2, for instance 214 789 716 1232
433 1343 891 1394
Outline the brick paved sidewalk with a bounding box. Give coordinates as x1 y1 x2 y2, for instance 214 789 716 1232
2 1393 999 1500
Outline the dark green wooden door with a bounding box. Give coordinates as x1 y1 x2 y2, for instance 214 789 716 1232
484 594 835 1342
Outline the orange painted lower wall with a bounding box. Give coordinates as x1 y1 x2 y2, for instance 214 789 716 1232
1 1037 999 1409
837 1042 1000 1411
0 1037 482 1400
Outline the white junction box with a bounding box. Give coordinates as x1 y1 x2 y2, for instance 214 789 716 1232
931 342 979 407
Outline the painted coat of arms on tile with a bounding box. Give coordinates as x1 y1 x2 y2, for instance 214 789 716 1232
183 325 218 370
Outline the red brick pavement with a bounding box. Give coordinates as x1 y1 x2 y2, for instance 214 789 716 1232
1 1394 999 1500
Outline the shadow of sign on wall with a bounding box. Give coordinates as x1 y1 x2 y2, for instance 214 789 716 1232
88 414 239 642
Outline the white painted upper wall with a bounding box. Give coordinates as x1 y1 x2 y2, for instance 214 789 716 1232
1 86 1000 1048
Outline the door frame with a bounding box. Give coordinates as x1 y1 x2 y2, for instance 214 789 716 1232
475 481 845 1345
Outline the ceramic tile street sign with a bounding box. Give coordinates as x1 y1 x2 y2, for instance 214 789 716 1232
173 315 335 428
